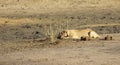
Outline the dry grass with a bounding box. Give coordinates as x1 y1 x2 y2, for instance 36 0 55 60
0 0 120 9
0 0 120 65
0 17 120 42
0 0 120 16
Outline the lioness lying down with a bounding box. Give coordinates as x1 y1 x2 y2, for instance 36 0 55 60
58 29 100 39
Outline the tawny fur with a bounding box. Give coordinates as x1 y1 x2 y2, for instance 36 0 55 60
104 35 112 40
59 29 100 39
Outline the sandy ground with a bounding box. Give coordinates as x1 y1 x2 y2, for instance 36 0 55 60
0 34 120 65
0 0 120 65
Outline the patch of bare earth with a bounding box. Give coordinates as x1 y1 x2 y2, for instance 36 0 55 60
0 34 120 65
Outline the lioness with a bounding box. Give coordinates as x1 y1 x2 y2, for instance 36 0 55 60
58 29 100 39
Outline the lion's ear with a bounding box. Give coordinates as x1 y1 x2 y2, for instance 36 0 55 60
63 31 66 33
63 30 67 33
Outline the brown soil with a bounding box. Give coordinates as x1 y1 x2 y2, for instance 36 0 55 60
0 0 120 65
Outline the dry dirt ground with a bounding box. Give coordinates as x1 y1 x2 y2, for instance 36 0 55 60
0 34 120 65
0 0 120 65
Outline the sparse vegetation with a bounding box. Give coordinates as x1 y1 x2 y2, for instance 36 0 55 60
0 0 120 65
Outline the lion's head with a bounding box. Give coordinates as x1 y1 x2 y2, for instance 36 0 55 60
57 30 69 39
